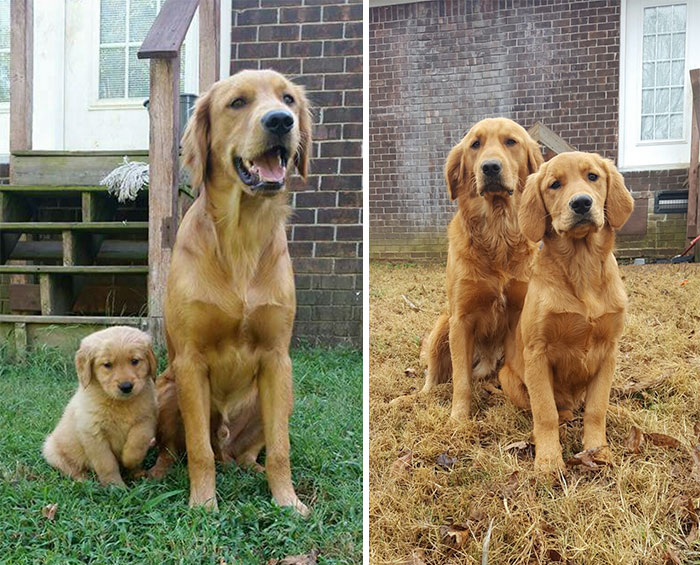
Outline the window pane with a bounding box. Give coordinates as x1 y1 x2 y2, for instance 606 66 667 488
644 7 657 34
128 46 149 97
654 114 669 139
669 113 683 138
642 89 654 114
99 47 125 98
641 116 654 140
655 88 669 114
101 0 126 44
671 60 684 86
672 4 686 32
643 62 656 87
656 61 670 85
672 33 685 58
0 51 8 103
657 5 672 32
643 35 656 60
0 0 9 50
129 0 159 43
657 33 670 59
670 87 684 112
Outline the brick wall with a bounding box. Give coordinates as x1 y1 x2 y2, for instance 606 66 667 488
369 0 689 262
231 1 363 346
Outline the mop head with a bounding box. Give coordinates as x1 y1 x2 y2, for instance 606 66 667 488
100 157 150 202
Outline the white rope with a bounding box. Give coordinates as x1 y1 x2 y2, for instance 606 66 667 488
100 156 150 202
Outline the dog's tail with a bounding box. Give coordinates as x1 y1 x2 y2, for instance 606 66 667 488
420 313 452 392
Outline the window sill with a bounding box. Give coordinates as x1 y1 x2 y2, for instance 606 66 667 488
88 99 148 111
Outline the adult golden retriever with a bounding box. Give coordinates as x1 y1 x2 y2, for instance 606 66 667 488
400 118 543 421
149 70 311 514
43 326 157 485
498 151 634 472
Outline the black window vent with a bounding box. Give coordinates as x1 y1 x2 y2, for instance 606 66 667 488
654 190 688 214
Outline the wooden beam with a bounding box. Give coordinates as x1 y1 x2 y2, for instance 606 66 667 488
527 122 576 155
199 0 220 91
147 57 181 343
687 69 700 241
138 0 199 60
9 0 33 158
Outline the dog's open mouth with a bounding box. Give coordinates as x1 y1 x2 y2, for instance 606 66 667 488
234 146 289 193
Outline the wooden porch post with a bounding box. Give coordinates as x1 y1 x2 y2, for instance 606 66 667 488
9 0 33 177
688 69 700 260
199 0 220 92
147 57 180 344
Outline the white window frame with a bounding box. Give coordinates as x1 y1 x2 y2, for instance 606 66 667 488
619 0 700 171
89 0 199 111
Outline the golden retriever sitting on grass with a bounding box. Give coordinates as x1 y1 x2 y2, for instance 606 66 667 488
42 326 157 486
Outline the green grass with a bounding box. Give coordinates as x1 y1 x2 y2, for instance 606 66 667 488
0 347 362 564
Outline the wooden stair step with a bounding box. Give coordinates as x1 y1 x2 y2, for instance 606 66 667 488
6 240 148 262
0 314 145 325
0 265 148 274
0 221 148 233
0 184 193 198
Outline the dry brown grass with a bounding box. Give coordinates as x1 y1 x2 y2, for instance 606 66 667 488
369 261 700 564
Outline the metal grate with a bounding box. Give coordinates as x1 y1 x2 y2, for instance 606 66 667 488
654 190 688 214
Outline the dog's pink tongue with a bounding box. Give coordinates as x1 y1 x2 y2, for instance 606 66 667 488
252 153 285 183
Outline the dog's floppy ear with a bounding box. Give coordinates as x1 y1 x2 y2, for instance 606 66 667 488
445 142 467 200
145 340 158 382
294 86 312 180
526 138 544 176
182 91 211 190
75 342 94 388
519 169 548 242
601 158 634 230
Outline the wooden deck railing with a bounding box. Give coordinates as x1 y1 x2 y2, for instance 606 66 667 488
138 0 220 340
9 0 33 170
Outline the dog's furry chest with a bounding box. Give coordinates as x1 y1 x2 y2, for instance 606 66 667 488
541 310 624 387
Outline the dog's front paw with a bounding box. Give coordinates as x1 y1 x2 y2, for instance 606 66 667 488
534 450 565 473
449 405 471 423
189 491 218 511
274 494 310 517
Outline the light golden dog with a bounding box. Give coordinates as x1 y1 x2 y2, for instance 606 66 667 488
396 118 543 421
498 151 634 472
149 70 311 514
42 326 157 485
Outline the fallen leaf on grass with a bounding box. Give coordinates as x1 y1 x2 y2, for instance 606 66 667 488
625 426 644 453
614 371 670 396
645 433 681 449
501 471 520 498
41 503 58 521
504 441 535 459
391 451 413 474
566 447 609 470
691 446 700 481
403 549 427 565
404 367 418 378
401 294 421 312
440 524 469 548
663 548 682 565
680 279 689 287
694 422 700 442
436 453 457 470
267 550 319 565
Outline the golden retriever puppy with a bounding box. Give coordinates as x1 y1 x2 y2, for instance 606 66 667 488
498 151 634 472
395 118 543 421
42 326 157 485
149 70 311 514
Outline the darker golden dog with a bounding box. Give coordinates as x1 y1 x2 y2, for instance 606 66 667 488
149 70 311 514
498 151 634 471
395 118 543 420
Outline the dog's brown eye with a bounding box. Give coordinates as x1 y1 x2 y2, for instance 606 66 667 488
549 180 561 190
588 173 598 181
505 138 517 146
131 358 140 366
471 140 480 149
230 98 246 109
283 94 294 105
103 362 112 369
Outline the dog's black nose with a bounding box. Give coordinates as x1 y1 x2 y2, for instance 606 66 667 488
261 110 294 136
481 159 502 177
119 382 134 394
569 194 593 215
